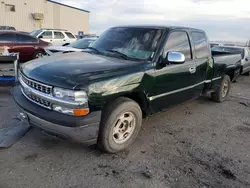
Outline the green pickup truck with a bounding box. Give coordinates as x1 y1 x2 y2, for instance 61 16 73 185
13 26 241 153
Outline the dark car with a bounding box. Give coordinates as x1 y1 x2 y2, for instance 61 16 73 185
13 26 241 153
0 31 50 62
0 26 16 30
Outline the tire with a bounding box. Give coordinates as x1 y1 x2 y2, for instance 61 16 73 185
244 71 250 76
211 75 231 102
33 51 45 59
98 97 142 153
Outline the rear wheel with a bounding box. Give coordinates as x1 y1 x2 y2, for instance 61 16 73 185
211 75 231 102
98 97 142 153
33 51 45 59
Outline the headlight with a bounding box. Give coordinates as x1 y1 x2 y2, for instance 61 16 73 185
53 87 89 116
53 87 88 103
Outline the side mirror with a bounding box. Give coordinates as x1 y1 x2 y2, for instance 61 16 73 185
166 52 185 64
38 35 43 39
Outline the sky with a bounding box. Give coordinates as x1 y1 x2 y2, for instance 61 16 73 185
55 0 250 43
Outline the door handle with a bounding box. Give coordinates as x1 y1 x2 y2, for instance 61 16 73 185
189 67 196 74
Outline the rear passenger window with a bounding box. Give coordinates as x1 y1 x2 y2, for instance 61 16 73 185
0 33 16 43
65 32 75 39
164 31 191 60
192 32 210 59
54 32 65 39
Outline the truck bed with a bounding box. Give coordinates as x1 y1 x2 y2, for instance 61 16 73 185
212 53 241 82
213 53 241 66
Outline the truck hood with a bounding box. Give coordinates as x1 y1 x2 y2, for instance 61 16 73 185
21 52 144 89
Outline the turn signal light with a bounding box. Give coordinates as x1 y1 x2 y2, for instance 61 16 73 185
73 108 89 116
53 105 89 116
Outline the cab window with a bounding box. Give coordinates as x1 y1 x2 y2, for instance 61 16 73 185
192 32 210 59
164 31 192 60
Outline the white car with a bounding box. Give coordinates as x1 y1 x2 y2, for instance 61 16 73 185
212 46 250 75
45 37 97 55
30 29 77 46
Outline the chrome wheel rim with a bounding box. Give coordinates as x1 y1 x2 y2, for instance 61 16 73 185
112 112 136 144
222 80 229 98
35 52 44 58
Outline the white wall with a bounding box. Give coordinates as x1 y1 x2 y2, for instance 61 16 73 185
0 0 89 34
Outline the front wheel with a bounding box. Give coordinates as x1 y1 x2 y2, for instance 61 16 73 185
211 75 231 102
244 71 250 76
98 97 142 153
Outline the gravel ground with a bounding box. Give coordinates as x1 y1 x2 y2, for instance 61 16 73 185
0 76 250 188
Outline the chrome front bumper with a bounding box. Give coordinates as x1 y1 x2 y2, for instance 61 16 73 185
12 86 101 145
25 111 99 145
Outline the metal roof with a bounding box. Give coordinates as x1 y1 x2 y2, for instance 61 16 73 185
110 25 205 32
47 0 90 13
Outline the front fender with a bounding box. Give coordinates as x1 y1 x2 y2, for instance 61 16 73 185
87 72 145 110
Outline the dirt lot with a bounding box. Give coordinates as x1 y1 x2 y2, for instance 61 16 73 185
0 76 250 188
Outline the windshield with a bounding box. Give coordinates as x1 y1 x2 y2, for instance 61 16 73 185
70 38 96 49
30 30 41 37
90 27 163 60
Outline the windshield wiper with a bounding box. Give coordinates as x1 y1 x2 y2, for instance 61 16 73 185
85 47 101 54
105 50 132 60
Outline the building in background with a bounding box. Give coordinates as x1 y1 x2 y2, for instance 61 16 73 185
0 0 90 34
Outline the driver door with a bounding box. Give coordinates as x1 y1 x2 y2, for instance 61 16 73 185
150 30 198 112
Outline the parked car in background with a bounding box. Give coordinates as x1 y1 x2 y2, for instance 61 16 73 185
77 34 98 39
0 26 16 30
30 29 77 46
45 37 97 55
13 26 241 153
0 31 50 62
210 43 221 48
212 46 250 75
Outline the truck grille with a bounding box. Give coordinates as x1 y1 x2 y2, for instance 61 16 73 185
25 92 51 108
20 73 53 109
21 73 52 95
